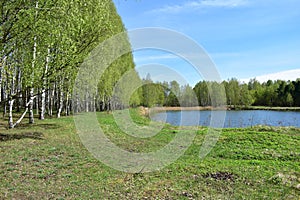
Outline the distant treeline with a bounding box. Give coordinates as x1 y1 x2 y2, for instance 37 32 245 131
133 77 300 108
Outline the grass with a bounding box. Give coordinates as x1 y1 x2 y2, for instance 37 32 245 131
0 109 299 199
234 106 300 111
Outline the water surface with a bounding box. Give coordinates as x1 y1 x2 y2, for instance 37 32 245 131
151 110 300 128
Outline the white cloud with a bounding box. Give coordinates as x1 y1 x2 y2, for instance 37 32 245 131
210 52 242 58
134 54 178 63
201 0 249 7
148 0 249 14
241 69 300 83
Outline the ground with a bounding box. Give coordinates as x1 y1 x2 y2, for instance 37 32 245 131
0 109 299 199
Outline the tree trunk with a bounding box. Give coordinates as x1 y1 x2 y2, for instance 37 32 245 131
16 66 21 112
101 98 105 111
29 1 38 124
107 98 111 112
57 89 63 118
10 98 34 128
93 96 96 112
0 56 3 104
85 92 89 112
29 88 34 124
36 94 39 115
2 83 7 117
65 92 69 116
48 87 54 117
8 98 15 128
75 94 79 113
39 48 50 120
2 58 7 117
40 88 46 120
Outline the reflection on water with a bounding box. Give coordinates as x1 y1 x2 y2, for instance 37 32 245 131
152 110 300 128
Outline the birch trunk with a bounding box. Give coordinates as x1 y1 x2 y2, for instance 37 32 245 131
10 98 35 128
29 34 36 123
85 92 89 112
8 99 15 128
29 1 39 124
39 48 50 120
101 98 105 111
8 63 16 127
0 56 3 103
49 88 54 116
93 97 96 112
75 94 79 113
39 89 46 120
65 92 69 116
57 89 63 118
1 57 7 117
16 66 21 112
47 88 51 117
29 88 34 124
36 94 39 115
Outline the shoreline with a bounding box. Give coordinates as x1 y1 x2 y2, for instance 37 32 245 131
151 106 227 111
229 106 300 111
139 106 300 115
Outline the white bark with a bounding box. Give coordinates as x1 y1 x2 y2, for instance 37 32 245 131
0 55 5 102
57 89 63 118
65 92 69 116
39 48 50 120
48 88 54 116
1 57 7 116
16 66 22 112
29 34 36 123
8 99 15 128
29 1 39 124
85 92 89 112
29 88 34 124
36 95 39 115
75 94 79 113
93 96 96 112
10 97 36 128
40 88 46 119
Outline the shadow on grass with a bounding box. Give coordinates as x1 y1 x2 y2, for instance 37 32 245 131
16 123 61 130
0 132 44 142
35 123 61 129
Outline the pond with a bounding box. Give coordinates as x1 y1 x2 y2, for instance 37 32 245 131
151 110 300 128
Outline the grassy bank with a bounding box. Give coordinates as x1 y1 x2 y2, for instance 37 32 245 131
229 106 300 111
0 109 299 199
142 106 300 114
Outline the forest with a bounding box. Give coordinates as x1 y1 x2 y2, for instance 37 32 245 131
1 0 300 129
138 77 300 108
0 0 135 128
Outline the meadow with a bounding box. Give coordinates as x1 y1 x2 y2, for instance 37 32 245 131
0 109 299 199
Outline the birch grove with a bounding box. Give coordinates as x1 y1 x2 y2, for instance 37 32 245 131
1 0 136 128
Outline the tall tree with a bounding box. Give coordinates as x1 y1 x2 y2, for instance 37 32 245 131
1 0 137 127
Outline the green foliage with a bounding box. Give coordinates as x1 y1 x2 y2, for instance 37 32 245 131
194 81 210 106
180 84 198 106
1 0 137 122
192 78 300 108
141 82 165 107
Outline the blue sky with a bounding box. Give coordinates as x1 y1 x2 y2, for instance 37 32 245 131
113 0 300 86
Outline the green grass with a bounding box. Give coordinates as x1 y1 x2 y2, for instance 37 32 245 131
238 106 300 111
0 109 299 199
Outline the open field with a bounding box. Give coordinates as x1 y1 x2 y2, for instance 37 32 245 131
0 109 299 199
